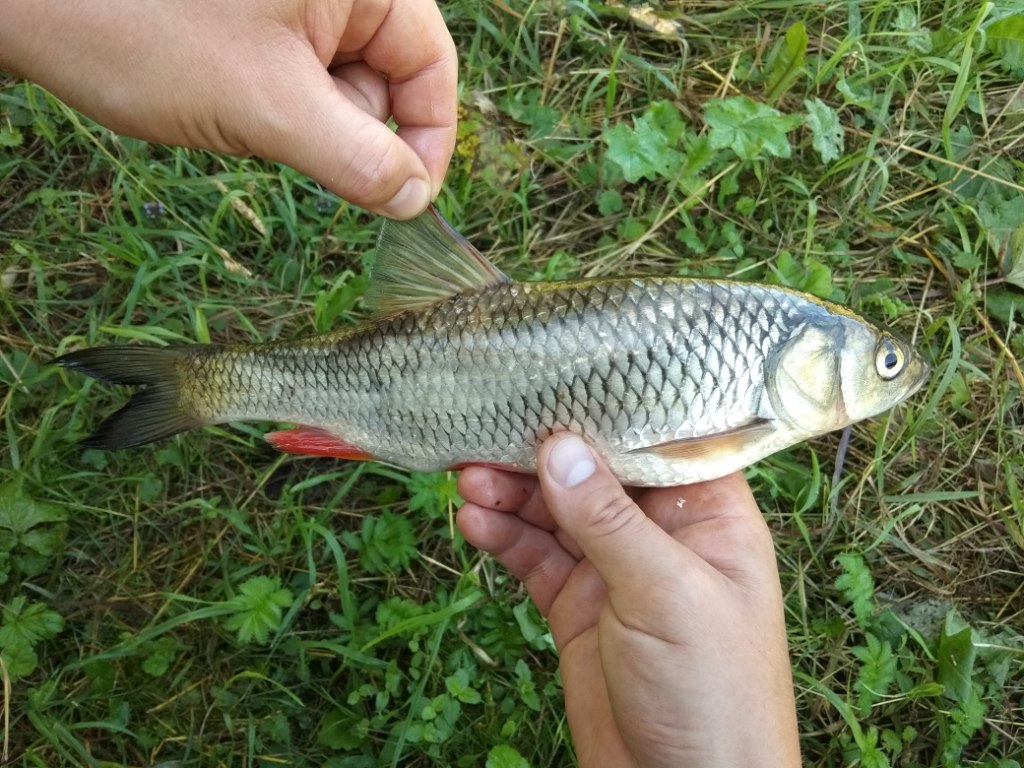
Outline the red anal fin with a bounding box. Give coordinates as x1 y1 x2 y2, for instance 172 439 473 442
265 426 375 461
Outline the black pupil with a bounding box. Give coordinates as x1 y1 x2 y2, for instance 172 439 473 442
884 351 899 369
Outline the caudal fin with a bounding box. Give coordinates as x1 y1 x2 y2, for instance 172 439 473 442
53 346 203 450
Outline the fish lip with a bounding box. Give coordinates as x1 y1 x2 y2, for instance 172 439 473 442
906 359 931 398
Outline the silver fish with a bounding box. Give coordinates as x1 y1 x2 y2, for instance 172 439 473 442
54 207 930 486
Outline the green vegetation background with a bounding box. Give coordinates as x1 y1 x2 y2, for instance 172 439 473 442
2 0 1022 765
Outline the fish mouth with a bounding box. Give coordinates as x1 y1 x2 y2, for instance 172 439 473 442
905 359 931 399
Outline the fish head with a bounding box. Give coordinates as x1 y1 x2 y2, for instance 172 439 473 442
766 314 929 433
836 320 930 422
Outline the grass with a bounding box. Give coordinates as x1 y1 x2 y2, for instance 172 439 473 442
2 0 1023 765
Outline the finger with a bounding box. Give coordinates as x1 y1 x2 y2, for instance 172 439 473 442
537 434 705 600
544 559 606 650
330 62 390 123
456 503 578 616
457 466 536 513
359 0 458 195
457 467 560 533
251 42 432 218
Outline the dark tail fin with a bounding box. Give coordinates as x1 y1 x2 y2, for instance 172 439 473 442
53 346 203 450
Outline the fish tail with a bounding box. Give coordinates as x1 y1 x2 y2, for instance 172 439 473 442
52 345 204 450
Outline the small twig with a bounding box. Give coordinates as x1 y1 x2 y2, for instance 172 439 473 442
541 18 568 106
1 653 9 765
830 425 853 518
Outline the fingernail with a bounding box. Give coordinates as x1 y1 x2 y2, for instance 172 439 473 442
382 178 430 219
547 435 596 488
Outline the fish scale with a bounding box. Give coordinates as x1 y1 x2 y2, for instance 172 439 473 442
54 206 929 486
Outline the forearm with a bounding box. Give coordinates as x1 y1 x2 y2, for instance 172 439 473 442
0 0 197 142
1 1 142 90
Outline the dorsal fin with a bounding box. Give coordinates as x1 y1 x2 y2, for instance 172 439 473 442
364 206 511 316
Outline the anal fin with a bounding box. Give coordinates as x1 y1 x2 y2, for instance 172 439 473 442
266 426 375 461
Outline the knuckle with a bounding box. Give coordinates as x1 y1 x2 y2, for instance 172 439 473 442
343 133 404 204
584 491 641 539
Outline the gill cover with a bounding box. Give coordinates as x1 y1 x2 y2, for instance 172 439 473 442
766 322 848 433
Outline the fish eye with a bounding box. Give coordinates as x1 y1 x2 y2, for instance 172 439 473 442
875 338 905 380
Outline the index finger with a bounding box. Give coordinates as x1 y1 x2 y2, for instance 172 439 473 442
361 0 458 194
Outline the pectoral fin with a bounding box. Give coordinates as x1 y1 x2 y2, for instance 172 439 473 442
630 419 776 460
265 426 375 461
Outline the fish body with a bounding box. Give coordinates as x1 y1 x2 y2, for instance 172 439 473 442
55 208 929 486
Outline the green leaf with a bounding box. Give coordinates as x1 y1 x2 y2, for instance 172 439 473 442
486 744 531 768
804 97 844 163
0 481 66 580
853 633 898 714
835 552 876 628
348 511 418 574
0 597 64 645
893 6 931 53
678 132 716 193
0 480 67 540
597 188 624 215
603 101 686 182
445 667 482 704
0 125 24 148
514 659 541 712
836 77 875 109
768 251 835 299
512 599 550 650
941 684 986 763
952 248 983 273
937 610 977 703
314 272 368 332
766 21 808 102
704 96 803 161
406 471 461 520
0 597 64 679
142 638 179 677
1003 227 1024 290
318 708 365 749
986 15 1024 74
648 99 686 144
222 575 293 645
977 193 1024 285
604 123 656 183
0 639 37 679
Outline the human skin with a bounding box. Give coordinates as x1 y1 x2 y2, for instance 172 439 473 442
457 433 802 768
0 0 457 219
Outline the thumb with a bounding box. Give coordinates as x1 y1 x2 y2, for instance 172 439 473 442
537 433 690 592
256 61 433 219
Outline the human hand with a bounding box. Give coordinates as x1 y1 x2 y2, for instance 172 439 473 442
0 0 456 219
457 434 801 768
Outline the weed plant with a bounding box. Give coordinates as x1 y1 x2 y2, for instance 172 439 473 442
1 0 1023 765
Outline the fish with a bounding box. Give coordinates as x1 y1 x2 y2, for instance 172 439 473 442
53 207 930 486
